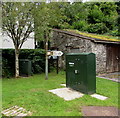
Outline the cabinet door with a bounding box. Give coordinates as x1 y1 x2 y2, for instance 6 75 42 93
74 56 87 92
66 56 76 87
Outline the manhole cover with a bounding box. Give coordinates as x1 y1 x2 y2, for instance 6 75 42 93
2 106 31 117
82 106 120 116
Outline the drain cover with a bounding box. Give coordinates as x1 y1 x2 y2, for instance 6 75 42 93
2 106 31 117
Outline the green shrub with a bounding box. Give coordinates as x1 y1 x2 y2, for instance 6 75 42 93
87 23 108 34
2 57 14 78
109 29 119 36
72 20 89 31
2 49 45 78
2 49 15 78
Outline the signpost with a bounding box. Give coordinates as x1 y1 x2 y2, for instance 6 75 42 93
47 51 63 56
51 51 63 56
46 50 63 79
51 51 63 74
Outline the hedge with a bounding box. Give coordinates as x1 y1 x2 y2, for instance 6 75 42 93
2 49 45 78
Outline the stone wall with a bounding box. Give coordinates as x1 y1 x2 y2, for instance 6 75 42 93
51 30 107 74
91 42 107 74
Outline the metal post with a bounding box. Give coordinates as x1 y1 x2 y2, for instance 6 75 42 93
56 48 59 74
56 56 59 74
45 32 48 80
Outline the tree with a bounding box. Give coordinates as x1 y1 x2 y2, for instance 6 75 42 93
34 2 69 41
58 2 118 35
33 2 69 79
64 2 89 31
2 3 34 78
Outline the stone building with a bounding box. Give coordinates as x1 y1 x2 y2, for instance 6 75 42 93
51 29 120 75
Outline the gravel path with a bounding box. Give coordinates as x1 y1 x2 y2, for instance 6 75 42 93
97 72 120 83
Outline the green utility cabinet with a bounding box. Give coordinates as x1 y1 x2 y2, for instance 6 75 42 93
66 53 96 94
19 59 32 76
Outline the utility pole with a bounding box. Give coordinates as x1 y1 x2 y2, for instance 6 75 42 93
45 32 48 80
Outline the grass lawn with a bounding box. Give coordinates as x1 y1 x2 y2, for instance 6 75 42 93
2 71 119 116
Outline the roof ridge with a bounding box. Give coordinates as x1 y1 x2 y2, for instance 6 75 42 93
52 29 120 44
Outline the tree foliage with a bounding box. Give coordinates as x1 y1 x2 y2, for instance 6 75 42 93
2 2 34 49
33 2 70 41
52 2 118 36
33 2 119 41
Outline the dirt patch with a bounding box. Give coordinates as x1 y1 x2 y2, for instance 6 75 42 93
30 88 42 92
82 106 120 117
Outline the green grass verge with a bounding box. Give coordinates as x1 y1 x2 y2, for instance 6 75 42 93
2 71 119 116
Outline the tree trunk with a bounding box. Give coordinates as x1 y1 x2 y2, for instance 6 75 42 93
15 49 19 78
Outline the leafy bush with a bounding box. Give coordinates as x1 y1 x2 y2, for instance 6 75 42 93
2 57 14 78
72 20 88 31
109 29 119 36
2 49 15 78
2 49 45 78
87 23 108 34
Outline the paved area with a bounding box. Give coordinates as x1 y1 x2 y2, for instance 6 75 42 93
49 88 84 101
97 72 120 83
60 84 108 100
90 93 108 100
2 106 31 117
49 86 108 101
82 106 120 116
